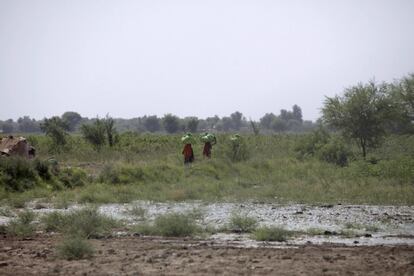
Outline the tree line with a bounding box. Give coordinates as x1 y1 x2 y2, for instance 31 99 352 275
0 106 315 135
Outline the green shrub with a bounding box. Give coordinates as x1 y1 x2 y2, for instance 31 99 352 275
98 164 144 185
6 209 36 237
295 128 330 159
63 208 120 238
57 236 94 260
317 137 350 166
134 212 200 237
33 159 52 180
0 157 39 191
41 208 120 238
228 213 258 233
58 167 88 188
253 226 293 242
41 211 67 232
224 136 250 162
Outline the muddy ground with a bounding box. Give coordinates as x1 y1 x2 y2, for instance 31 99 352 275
1 235 414 276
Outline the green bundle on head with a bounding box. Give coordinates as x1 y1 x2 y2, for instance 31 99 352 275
200 133 216 143
230 134 241 144
181 133 195 144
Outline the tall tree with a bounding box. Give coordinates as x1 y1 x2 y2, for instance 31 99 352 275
103 114 117 147
230 111 243 130
186 117 199 133
62 111 82 131
322 82 393 158
292 105 303 123
81 118 106 151
162 114 180 133
144 115 161 132
40 116 69 148
260 113 277 129
18 116 40 132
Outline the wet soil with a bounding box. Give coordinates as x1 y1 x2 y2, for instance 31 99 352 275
1 234 414 276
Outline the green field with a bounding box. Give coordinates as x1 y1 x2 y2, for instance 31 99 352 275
1 133 414 206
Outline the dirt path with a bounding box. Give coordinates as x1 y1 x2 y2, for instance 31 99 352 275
1 235 413 276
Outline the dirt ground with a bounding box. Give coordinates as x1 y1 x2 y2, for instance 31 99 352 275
1 235 413 276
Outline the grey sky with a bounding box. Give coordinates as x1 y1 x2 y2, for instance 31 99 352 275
1 0 413 121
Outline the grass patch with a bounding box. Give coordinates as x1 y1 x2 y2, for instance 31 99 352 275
6 209 36 238
2 133 414 205
253 226 294 242
228 213 258 233
57 236 94 260
41 207 120 238
133 212 200 237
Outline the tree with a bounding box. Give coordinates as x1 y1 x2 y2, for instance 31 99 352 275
399 74 414 114
230 111 243 130
292 105 303 123
1 119 14 133
162 114 180 133
216 117 233 131
386 74 414 133
260 113 277 129
186 117 199 133
18 116 40 132
205 116 220 130
103 115 118 147
40 116 69 149
80 119 106 151
250 120 260 135
271 118 288 132
144 115 161 132
62 111 82 131
322 82 393 158
279 109 293 121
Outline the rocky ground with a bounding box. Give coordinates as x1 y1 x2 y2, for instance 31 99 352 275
1 201 413 275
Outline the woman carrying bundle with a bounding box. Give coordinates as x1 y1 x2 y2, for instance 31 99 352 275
202 133 216 158
182 133 195 165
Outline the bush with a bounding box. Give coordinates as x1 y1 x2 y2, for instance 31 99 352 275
253 226 293 242
33 159 52 180
317 137 350 167
134 212 199 237
6 210 36 237
58 167 88 188
57 236 94 260
41 208 120 238
81 119 106 151
0 157 39 192
224 137 250 162
228 213 257 233
295 128 330 159
41 211 67 232
295 129 351 166
98 164 144 185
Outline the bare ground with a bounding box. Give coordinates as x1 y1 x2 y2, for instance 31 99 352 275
1 234 414 276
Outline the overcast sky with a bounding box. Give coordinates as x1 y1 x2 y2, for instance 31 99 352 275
1 0 413 121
